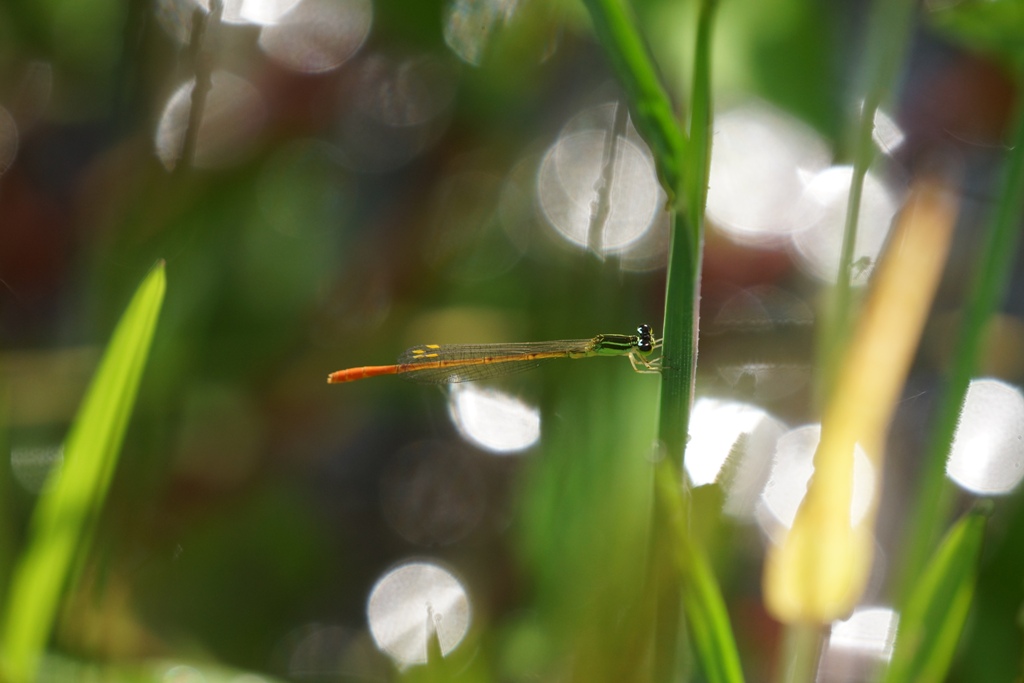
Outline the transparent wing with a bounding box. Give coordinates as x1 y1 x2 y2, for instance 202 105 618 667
396 339 593 384
401 357 546 383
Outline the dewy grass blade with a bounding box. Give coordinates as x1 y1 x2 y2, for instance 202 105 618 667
0 262 166 683
883 507 989 683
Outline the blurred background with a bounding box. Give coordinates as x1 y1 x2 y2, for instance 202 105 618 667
0 0 1021 680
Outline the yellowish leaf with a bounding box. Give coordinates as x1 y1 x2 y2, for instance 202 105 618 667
765 179 958 623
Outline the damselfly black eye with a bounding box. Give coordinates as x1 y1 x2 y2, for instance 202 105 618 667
637 323 654 352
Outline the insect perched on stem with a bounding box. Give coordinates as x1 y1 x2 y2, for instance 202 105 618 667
327 324 661 384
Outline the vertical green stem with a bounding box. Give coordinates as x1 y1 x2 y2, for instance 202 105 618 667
176 0 222 173
581 0 686 196
773 624 823 683
898 84 1024 600
656 0 714 464
656 0 715 460
651 209 701 682
581 2 741 681
652 1 722 680
822 0 916 396
657 208 701 470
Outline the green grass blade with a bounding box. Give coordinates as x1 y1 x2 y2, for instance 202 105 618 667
580 0 687 199
582 0 741 680
655 460 745 683
898 83 1024 600
822 0 916 397
928 0 1024 71
683 0 715 235
657 0 716 472
681 551 744 683
884 507 989 683
661 3 742 681
0 261 166 683
580 0 740 678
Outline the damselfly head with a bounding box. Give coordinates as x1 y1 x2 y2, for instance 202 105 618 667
637 324 654 353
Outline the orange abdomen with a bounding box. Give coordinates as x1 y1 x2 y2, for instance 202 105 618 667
327 365 401 383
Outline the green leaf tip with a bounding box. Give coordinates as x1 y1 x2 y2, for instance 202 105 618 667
884 509 988 683
0 264 166 683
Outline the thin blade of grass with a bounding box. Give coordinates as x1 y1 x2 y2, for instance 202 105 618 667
883 507 989 683
0 262 166 683
898 82 1024 602
665 3 743 682
683 0 714 235
581 0 687 199
821 0 916 400
581 1 741 680
655 459 744 683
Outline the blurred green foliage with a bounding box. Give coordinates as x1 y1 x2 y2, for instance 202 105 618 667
1 263 164 683
929 0 1024 70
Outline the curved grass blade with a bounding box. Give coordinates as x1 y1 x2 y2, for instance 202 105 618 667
883 507 989 683
0 262 166 683
898 82 1024 601
581 0 687 200
655 459 745 683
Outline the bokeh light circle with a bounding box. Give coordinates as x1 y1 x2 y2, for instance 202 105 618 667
758 424 875 534
10 444 62 494
818 605 898 678
946 378 1024 495
448 384 540 453
154 70 266 170
790 166 900 285
685 397 786 519
379 441 487 546
366 561 471 667
537 129 660 254
258 0 372 73
706 102 831 247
